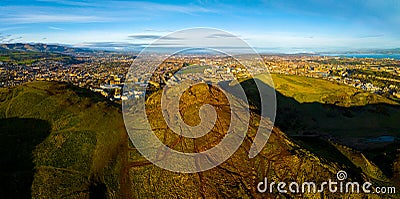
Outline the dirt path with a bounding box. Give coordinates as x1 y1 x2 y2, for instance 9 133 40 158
119 133 132 199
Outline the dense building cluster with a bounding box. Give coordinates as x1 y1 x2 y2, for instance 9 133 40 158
2 52 400 101
264 55 400 98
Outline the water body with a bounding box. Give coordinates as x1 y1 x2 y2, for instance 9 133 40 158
320 54 400 60
365 136 397 143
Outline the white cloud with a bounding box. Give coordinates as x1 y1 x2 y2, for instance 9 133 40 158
48 26 64 30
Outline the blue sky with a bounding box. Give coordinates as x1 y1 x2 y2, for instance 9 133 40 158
0 0 399 52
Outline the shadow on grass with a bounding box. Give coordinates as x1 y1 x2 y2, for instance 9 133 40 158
24 81 120 109
89 177 107 199
0 118 50 199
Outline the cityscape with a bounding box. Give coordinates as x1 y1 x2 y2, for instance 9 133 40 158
2 44 400 102
1 0 400 198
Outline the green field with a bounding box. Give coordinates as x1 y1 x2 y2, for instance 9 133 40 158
265 73 397 106
176 64 209 74
246 74 400 138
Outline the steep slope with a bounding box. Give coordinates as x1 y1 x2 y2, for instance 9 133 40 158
0 81 127 198
126 82 392 198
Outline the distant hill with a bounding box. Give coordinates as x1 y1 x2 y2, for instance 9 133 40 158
0 81 128 198
318 48 400 55
0 43 93 55
0 43 92 65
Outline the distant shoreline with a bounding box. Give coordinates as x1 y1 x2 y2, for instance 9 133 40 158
320 53 400 60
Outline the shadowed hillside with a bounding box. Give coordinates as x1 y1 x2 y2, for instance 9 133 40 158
0 81 128 198
0 118 50 198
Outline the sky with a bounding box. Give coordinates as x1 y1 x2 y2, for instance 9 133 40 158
0 0 399 52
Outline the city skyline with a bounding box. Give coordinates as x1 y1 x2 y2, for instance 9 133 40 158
0 0 400 52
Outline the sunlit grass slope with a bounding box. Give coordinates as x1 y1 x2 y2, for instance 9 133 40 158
249 73 400 138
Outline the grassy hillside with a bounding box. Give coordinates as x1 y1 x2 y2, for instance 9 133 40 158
0 81 127 198
266 73 397 106
249 73 400 138
125 82 394 198
0 51 78 65
1 75 399 198
240 73 400 188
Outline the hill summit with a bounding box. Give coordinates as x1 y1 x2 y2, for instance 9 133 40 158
127 82 394 198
